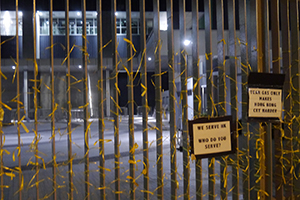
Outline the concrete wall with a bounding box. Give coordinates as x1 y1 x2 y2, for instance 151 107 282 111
40 72 67 120
2 72 24 109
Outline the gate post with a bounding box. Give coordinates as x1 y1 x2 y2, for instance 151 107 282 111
290 0 300 197
280 0 293 198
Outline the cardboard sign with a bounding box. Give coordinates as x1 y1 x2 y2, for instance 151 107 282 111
248 88 282 118
247 72 285 122
188 116 235 159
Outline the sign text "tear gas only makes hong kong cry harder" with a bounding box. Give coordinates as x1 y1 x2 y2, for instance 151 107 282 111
192 121 231 155
248 88 282 118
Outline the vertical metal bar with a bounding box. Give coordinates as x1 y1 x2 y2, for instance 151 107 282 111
65 0 73 198
216 0 226 199
0 2 2 199
167 0 177 197
139 0 149 199
192 0 200 118
204 0 213 116
179 0 189 199
97 0 105 199
228 5 239 200
255 0 263 72
81 1 90 199
33 0 39 198
248 2 256 200
259 0 271 199
111 1 120 199
49 0 57 199
153 0 163 199
270 0 281 199
126 0 135 199
290 0 300 196
260 0 269 72
217 0 225 116
204 0 215 199
16 1 22 200
192 0 201 199
248 0 262 199
280 0 292 198
227 0 239 199
239 0 249 199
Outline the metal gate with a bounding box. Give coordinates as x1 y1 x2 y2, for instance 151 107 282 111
0 0 299 199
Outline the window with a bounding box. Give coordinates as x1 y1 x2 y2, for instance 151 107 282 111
0 11 23 36
132 19 138 34
116 18 140 35
40 18 49 35
76 19 82 34
38 13 142 36
57 18 65 35
69 19 75 34
146 19 153 35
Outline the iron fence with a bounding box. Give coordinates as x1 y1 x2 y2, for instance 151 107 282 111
0 0 298 200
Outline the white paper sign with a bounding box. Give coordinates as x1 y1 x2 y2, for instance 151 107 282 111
193 121 231 155
248 88 282 118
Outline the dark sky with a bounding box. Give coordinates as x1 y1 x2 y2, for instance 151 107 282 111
1 0 203 12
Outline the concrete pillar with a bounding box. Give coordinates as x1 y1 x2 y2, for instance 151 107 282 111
55 72 67 120
40 72 51 118
22 10 34 120
36 14 40 59
23 69 29 121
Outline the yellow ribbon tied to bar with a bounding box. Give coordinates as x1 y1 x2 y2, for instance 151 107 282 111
0 107 4 122
18 115 29 133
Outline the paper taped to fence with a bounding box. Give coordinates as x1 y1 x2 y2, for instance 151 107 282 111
188 116 235 159
248 88 282 119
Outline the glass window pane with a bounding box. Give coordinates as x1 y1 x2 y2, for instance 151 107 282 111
121 19 126 26
58 27 65 34
40 18 49 35
132 20 138 27
132 28 137 34
77 27 82 34
77 19 82 26
87 19 93 26
70 19 75 34
58 18 65 26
